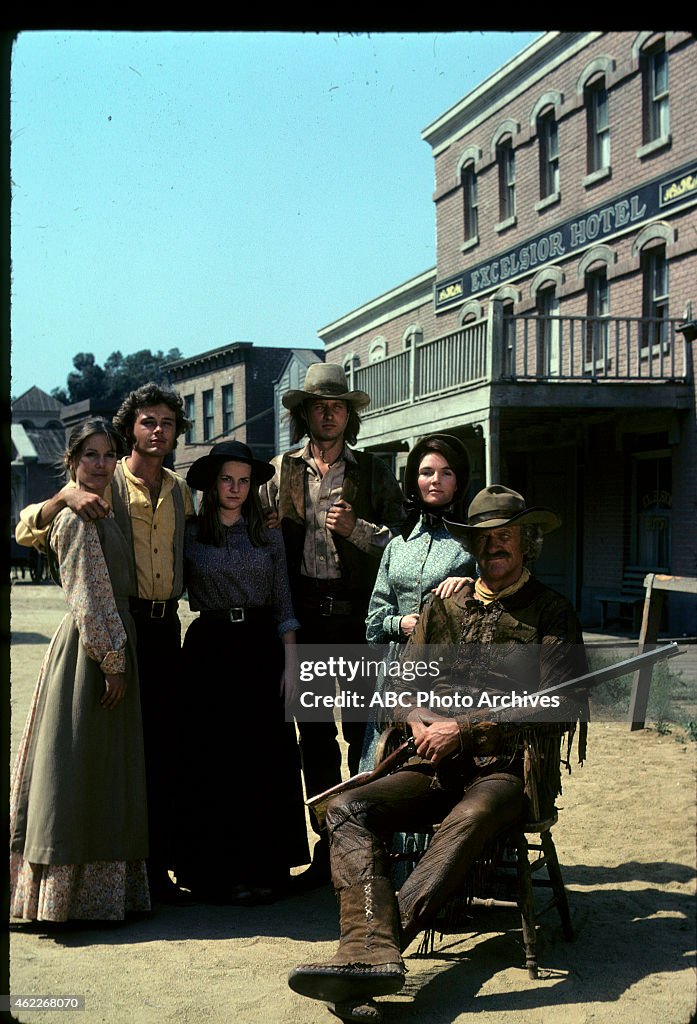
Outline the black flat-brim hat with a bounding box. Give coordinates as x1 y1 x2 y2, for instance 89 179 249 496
444 484 561 540
186 440 274 491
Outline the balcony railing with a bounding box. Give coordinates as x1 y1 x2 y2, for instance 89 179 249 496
351 308 689 417
354 319 488 413
504 315 688 382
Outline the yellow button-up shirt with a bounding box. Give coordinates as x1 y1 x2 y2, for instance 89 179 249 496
15 457 194 600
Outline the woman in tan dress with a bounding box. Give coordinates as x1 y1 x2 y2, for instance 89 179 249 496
10 418 150 922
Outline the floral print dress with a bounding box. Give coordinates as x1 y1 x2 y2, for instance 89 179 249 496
10 508 150 921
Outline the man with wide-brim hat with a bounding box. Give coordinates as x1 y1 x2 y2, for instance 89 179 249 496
261 362 405 891
444 483 561 538
288 483 588 1019
443 484 560 597
281 362 371 413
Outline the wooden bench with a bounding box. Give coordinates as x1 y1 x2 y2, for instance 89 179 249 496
595 566 650 631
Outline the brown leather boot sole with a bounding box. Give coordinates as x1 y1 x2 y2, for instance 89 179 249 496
287 962 404 1004
326 997 383 1022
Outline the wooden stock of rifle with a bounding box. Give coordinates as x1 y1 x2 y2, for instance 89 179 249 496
307 736 417 830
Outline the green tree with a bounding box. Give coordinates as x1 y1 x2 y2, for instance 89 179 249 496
52 348 183 406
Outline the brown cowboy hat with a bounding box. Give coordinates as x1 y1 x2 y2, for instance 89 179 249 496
282 363 370 411
444 484 561 540
186 440 274 491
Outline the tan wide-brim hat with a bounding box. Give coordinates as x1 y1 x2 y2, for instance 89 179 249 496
282 362 371 411
444 484 561 540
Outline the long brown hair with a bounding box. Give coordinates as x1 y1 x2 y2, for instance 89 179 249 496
287 401 362 447
63 418 127 480
197 470 269 548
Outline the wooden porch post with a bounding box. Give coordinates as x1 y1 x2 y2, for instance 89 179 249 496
485 409 501 485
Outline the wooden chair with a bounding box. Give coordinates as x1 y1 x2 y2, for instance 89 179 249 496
374 725 575 979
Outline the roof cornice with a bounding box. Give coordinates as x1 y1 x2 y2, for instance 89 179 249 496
421 31 602 156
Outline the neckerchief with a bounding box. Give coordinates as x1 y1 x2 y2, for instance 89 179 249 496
474 567 530 605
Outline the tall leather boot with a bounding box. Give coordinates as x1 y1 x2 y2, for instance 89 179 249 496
288 876 405 1004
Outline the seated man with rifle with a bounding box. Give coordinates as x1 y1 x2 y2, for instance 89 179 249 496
288 485 590 1023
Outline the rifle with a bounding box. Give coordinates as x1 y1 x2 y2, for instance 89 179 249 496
532 641 681 699
305 642 682 829
307 736 417 830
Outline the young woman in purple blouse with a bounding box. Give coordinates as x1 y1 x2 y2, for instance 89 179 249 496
174 441 309 905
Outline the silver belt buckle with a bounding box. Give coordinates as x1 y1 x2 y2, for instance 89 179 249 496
320 595 334 617
151 601 166 619
229 607 245 623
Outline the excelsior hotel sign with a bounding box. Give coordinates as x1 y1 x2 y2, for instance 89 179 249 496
435 160 697 310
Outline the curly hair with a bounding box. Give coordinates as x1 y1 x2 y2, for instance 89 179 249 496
112 382 190 450
287 401 361 447
63 418 128 480
520 523 544 566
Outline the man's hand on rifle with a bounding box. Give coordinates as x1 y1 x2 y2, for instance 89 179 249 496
408 710 460 765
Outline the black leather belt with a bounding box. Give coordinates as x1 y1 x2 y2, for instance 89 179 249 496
317 595 354 617
297 579 355 617
199 607 248 624
129 597 179 620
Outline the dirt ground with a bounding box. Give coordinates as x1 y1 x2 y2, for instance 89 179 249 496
7 582 697 1024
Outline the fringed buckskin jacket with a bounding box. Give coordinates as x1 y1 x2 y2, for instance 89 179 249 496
391 576 589 819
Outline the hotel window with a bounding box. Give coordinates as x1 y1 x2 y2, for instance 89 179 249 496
585 267 609 368
184 394 196 444
496 137 515 223
641 244 669 349
222 383 234 435
203 389 214 441
502 300 516 377
461 161 478 242
641 40 669 145
537 108 559 199
369 338 387 363
536 285 560 377
585 76 610 174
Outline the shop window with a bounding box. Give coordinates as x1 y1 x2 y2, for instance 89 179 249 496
632 453 671 569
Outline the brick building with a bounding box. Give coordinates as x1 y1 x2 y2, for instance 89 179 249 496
318 31 696 633
167 342 300 479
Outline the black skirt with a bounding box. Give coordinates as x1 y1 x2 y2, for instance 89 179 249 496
173 609 310 894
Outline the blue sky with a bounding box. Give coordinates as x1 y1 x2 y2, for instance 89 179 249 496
9 29 540 400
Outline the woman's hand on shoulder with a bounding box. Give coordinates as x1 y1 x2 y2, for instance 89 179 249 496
432 576 473 600
400 613 420 637
101 672 127 710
